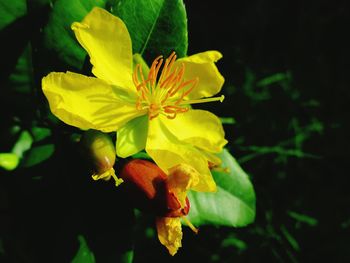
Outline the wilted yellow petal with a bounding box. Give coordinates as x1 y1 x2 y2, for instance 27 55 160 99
71 7 134 90
163 109 227 153
175 51 224 99
201 150 222 167
42 72 142 132
156 217 182 256
167 164 200 206
146 116 217 192
116 115 148 158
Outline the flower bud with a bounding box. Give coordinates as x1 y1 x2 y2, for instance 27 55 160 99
121 159 198 256
80 130 115 173
120 159 167 215
80 129 123 186
164 192 190 218
120 159 190 217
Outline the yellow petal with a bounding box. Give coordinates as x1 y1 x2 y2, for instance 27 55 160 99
42 72 142 132
156 217 182 256
163 109 227 153
146 116 217 192
201 150 222 166
167 164 200 206
116 115 148 158
175 51 224 99
71 7 134 90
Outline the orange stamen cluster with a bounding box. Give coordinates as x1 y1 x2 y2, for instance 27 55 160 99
133 52 198 120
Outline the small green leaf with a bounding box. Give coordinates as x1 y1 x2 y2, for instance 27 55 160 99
280 225 300 251
11 130 33 158
220 117 236 125
22 144 55 167
44 0 107 68
256 72 290 87
120 250 134 263
221 235 247 251
187 149 256 227
31 126 52 141
71 235 95 263
131 151 152 160
0 153 20 171
287 210 318 226
112 0 188 62
8 45 33 94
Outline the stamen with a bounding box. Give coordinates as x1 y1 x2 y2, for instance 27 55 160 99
179 95 225 105
182 216 199 234
133 52 224 120
159 52 177 83
137 64 146 84
164 105 188 113
173 79 198 104
110 171 124 187
150 56 163 87
133 66 141 87
91 168 124 187
149 112 160 120
167 64 186 95
160 68 178 89
211 166 230 173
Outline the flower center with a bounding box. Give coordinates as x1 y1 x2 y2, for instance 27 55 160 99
132 52 224 120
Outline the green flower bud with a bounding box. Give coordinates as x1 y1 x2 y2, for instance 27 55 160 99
80 129 123 186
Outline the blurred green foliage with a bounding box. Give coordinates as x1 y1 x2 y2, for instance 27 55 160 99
44 0 107 68
71 235 95 263
0 0 345 262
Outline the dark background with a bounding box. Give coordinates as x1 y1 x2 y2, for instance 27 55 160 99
1 0 349 262
179 0 349 262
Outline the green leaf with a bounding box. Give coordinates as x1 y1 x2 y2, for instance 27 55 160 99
112 0 188 62
31 126 52 141
71 235 95 263
8 45 33 94
0 153 20 171
0 1 51 117
22 144 55 167
43 0 107 68
11 130 33 158
0 0 26 30
187 149 256 227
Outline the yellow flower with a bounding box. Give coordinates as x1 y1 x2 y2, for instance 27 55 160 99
42 7 227 192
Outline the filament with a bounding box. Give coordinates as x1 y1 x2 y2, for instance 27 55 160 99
182 216 199 234
133 52 224 120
